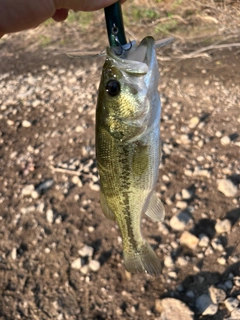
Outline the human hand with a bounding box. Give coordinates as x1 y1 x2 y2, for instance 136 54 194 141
0 0 126 37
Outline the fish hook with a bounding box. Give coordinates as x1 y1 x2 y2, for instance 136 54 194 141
104 2 132 55
112 24 132 55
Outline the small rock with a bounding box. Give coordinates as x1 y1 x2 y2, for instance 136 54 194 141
215 130 223 138
224 297 239 312
22 120 31 128
80 265 89 275
71 258 83 270
175 192 182 200
55 216 62 224
231 256 239 263
224 280 233 290
10 151 18 159
184 169 193 177
168 271 177 279
222 167 232 175
193 167 211 178
217 256 227 265
198 140 204 148
20 206 35 214
36 202 45 213
209 286 226 304
177 256 188 266
205 247 214 256
74 194 80 201
198 122 205 129
157 298 194 320
189 116 200 128
31 190 39 199
89 182 100 192
180 231 199 249
234 276 240 287
176 201 188 209
11 248 17 260
89 260 100 272
186 291 195 298
7 119 14 126
72 176 83 187
198 276 205 284
176 284 184 292
46 209 54 224
198 234 210 247
165 198 172 206
78 245 94 258
181 189 193 200
215 219 231 233
196 294 217 315
36 179 54 193
220 135 231 145
211 238 224 251
179 134 191 144
231 308 240 319
162 144 171 155
32 99 41 108
197 155 204 162
162 175 170 182
21 184 35 196
172 102 179 108
197 253 204 259
88 226 95 233
116 307 123 316
202 304 218 316
75 126 83 133
164 256 174 268
170 211 192 231
146 310 152 316
217 179 237 197
170 241 178 249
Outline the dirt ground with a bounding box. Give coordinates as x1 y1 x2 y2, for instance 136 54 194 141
0 3 240 319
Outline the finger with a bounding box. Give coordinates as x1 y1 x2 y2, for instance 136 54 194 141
52 8 69 22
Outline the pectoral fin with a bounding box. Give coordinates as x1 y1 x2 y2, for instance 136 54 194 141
100 191 116 221
145 192 165 222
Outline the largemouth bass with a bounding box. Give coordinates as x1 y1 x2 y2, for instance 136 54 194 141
96 36 165 276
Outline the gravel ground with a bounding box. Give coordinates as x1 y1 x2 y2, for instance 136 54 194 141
0 27 240 320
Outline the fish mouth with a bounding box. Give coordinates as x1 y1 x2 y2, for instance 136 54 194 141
107 36 156 76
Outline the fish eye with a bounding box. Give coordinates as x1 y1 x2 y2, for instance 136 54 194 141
106 80 121 97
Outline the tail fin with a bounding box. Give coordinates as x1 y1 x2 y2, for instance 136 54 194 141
123 242 161 277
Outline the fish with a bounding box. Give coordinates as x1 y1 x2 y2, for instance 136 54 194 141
95 36 165 276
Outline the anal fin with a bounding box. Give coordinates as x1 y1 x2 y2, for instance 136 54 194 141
100 191 116 221
145 192 165 222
